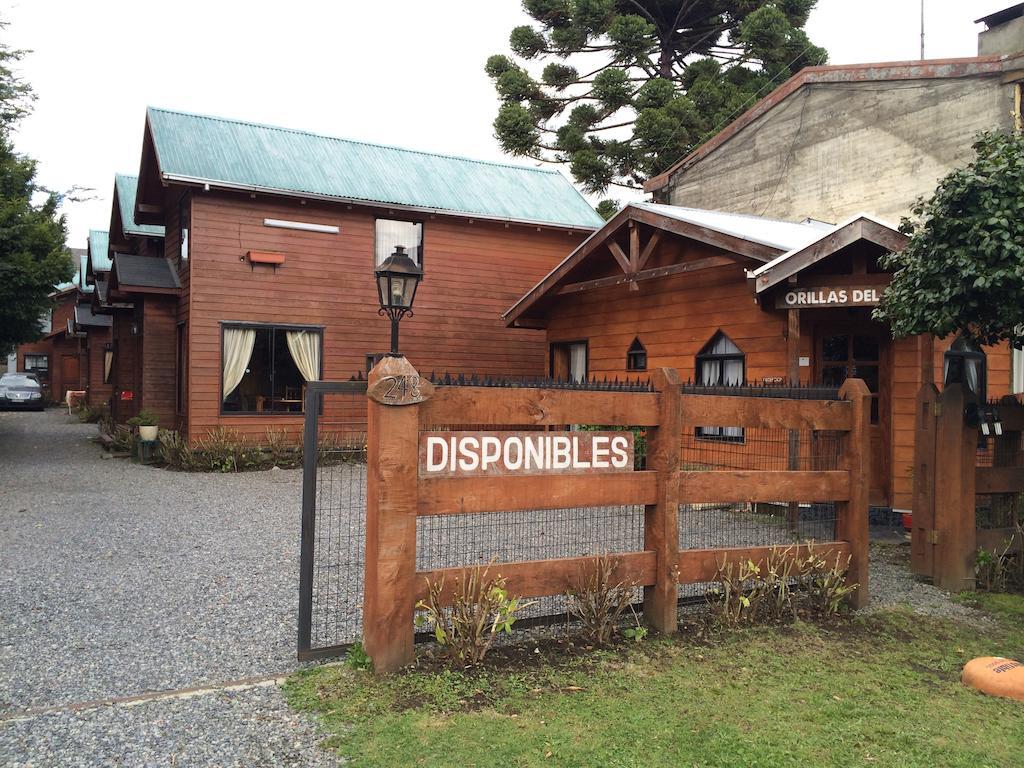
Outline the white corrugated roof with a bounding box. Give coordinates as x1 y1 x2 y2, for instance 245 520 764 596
632 202 827 252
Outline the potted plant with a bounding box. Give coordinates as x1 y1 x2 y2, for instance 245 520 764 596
128 410 159 442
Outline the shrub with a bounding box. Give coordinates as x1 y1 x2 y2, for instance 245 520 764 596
415 560 533 666
158 429 199 471
976 524 1023 593
709 557 764 628
566 552 641 644
76 403 108 424
799 545 858 618
126 409 158 427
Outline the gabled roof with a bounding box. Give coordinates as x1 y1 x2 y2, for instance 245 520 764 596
645 54 1020 194
114 174 165 238
110 254 181 294
53 248 88 294
139 107 604 230
73 302 112 329
748 213 908 292
86 230 111 284
505 203 830 327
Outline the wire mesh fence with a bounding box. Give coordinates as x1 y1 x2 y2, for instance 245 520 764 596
681 429 843 471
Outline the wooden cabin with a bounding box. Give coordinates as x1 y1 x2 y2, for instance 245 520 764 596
505 203 1012 515
120 107 602 442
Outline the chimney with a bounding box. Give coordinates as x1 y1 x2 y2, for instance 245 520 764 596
977 3 1024 55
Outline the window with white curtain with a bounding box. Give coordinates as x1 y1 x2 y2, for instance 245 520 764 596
549 341 587 383
375 218 423 267
696 331 744 441
221 324 322 414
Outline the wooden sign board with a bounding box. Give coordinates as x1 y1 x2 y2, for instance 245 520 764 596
776 286 884 309
368 373 434 406
419 430 634 478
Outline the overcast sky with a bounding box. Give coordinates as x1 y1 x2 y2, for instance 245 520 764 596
3 0 1010 245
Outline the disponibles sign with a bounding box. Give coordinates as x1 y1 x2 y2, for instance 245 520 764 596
776 285 884 309
419 431 634 478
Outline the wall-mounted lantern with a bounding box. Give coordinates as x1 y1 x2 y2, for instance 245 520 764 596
374 245 423 356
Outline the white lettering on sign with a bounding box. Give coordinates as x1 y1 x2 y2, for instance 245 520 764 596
419 431 634 477
776 285 885 309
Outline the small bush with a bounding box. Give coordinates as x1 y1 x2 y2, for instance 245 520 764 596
346 641 372 671
976 524 1024 593
799 545 858 617
126 409 158 427
566 552 641 644
76 403 108 424
415 560 533 666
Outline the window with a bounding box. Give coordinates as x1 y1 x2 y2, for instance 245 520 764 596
626 337 647 371
696 332 744 441
944 336 986 403
819 332 882 423
375 218 423 267
221 324 322 414
366 352 386 373
103 348 114 385
549 341 587 383
24 354 49 383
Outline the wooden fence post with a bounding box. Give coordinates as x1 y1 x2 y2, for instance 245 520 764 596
363 355 428 673
911 383 939 578
643 367 682 634
838 378 871 608
932 384 977 592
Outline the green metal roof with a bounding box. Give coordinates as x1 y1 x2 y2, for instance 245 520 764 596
146 107 604 230
88 229 111 273
55 248 89 293
115 174 165 238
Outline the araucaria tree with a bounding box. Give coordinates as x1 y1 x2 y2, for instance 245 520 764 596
486 1 826 197
875 130 1024 348
0 23 71 355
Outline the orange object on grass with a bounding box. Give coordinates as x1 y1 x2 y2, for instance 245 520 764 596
962 657 1024 702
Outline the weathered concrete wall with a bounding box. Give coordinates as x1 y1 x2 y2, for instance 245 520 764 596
979 17 1024 56
665 76 1014 224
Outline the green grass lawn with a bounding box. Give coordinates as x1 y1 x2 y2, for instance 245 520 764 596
285 594 1024 767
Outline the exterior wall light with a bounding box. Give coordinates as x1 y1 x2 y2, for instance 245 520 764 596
374 245 422 356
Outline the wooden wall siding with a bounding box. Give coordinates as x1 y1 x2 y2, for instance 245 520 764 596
183 192 584 442
141 297 179 427
163 190 190 435
85 326 113 407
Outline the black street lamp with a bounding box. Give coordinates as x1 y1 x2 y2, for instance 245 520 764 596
374 245 423 356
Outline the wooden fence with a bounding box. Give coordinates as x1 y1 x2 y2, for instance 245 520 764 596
912 383 1024 590
363 358 871 672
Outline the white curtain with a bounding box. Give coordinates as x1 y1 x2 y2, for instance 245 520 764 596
286 331 321 382
569 342 587 383
375 219 422 266
103 350 113 384
222 327 256 400
1014 347 1024 395
700 334 744 437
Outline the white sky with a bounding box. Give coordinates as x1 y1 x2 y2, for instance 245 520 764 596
2 0 1011 245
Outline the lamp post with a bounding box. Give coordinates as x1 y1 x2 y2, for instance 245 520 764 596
374 245 423 357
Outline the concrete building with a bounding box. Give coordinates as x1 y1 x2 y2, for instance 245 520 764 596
644 6 1024 226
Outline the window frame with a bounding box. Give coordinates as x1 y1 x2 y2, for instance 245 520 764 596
374 216 425 273
626 337 647 372
549 339 589 383
695 331 745 443
23 354 50 383
218 321 324 417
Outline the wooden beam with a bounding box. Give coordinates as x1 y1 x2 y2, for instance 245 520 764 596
628 223 641 291
608 239 631 274
676 470 850 504
420 387 661 427
976 466 1024 494
677 542 851 585
628 207 780 263
414 550 657 604
787 309 800 386
556 255 736 296
418 471 659 516
837 377 871 608
637 230 662 271
910 383 939 578
977 528 1022 555
679 394 852 430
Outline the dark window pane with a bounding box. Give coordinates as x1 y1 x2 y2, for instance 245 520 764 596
223 328 272 413
820 365 848 387
853 335 879 362
854 364 879 393
822 335 848 362
270 330 304 412
871 397 879 423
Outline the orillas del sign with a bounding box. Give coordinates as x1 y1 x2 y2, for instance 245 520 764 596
775 285 885 309
419 431 635 478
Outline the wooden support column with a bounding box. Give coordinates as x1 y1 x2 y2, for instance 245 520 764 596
363 355 427 673
643 367 683 634
838 377 871 608
919 333 935 386
932 384 977 592
910 383 939 577
628 221 640 291
787 308 801 531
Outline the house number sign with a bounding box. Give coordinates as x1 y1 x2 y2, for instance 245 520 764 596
419 431 634 478
367 374 433 406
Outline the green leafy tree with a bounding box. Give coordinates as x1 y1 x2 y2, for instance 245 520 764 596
875 131 1024 348
486 1 826 197
0 23 71 355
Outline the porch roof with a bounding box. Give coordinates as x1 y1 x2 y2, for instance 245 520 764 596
73 303 113 330
110 254 181 294
86 229 111 283
114 174 165 239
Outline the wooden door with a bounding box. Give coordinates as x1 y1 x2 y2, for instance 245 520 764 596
60 354 80 400
816 322 891 507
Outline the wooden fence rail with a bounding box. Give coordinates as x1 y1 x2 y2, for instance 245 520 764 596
363 357 872 673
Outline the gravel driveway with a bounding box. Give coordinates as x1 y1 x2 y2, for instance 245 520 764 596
0 410 336 767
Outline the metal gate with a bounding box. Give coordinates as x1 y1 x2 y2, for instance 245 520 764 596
298 379 368 660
